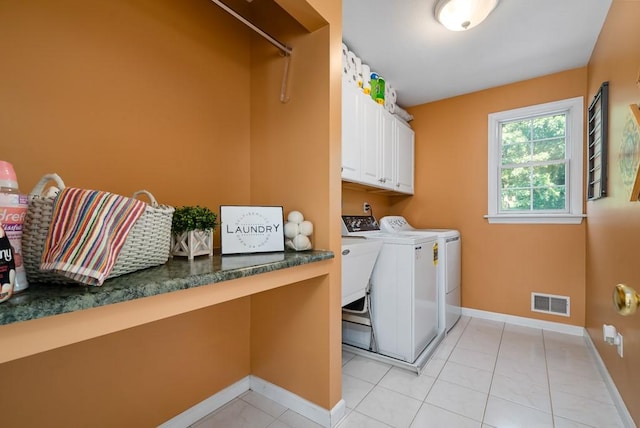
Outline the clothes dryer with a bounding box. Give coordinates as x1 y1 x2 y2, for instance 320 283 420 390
380 216 461 332
341 215 439 363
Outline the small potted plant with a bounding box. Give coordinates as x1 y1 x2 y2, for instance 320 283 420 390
170 205 217 259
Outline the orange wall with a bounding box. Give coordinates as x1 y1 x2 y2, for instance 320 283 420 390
341 185 404 218
1 300 250 427
0 0 342 425
247 0 343 408
0 1 255 425
585 1 640 423
393 68 587 325
0 0 252 213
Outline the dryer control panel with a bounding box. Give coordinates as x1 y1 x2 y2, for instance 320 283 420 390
341 215 380 234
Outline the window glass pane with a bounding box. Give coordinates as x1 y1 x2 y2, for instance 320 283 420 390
533 138 565 161
502 142 530 165
501 167 530 188
501 121 530 143
532 114 565 140
532 164 565 186
533 186 566 210
501 188 531 210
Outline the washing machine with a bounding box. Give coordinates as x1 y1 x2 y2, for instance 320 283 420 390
380 216 461 333
341 215 439 363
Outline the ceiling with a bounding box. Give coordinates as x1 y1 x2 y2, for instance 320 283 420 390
342 0 612 107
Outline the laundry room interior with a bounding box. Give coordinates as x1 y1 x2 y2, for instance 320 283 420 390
2 0 640 427
340 65 587 328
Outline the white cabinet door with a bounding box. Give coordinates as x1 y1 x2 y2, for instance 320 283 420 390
379 109 395 189
394 119 415 194
360 95 382 187
341 82 361 181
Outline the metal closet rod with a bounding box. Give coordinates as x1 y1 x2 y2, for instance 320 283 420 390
210 0 293 56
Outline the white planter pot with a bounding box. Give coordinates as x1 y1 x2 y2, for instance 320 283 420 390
171 230 214 260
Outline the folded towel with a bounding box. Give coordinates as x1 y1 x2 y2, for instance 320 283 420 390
40 187 146 286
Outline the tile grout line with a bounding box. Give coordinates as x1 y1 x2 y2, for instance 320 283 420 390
541 330 557 428
479 320 505 426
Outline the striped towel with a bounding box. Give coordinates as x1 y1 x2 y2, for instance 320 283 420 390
40 187 146 286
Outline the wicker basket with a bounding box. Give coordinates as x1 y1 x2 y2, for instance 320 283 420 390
22 173 175 285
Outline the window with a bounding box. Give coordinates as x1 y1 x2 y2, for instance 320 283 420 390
487 97 585 224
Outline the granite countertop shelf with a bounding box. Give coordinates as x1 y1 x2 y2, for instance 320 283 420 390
0 250 334 327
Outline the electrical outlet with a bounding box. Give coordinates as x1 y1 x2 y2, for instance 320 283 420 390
617 333 624 357
363 202 371 213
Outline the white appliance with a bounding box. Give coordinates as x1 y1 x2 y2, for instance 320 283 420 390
341 215 439 363
341 237 383 307
380 216 461 332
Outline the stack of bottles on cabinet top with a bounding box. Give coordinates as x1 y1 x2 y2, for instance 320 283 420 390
341 42 414 124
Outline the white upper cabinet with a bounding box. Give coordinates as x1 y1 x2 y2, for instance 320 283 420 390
341 81 415 195
394 119 415 194
379 108 395 187
341 82 361 181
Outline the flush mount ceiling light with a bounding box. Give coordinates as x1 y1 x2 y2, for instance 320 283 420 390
435 0 499 31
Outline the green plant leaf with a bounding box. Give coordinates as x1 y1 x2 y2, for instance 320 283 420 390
172 205 218 233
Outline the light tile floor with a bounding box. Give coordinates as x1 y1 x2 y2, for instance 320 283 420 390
191 316 627 428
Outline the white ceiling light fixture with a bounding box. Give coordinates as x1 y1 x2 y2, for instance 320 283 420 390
435 0 500 31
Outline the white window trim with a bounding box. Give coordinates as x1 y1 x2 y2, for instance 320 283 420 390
486 97 585 225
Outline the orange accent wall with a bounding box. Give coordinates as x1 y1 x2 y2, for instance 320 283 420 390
1 300 250 426
0 0 252 211
585 1 640 423
0 0 342 425
247 0 343 408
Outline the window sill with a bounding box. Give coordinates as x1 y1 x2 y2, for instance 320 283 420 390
484 214 586 224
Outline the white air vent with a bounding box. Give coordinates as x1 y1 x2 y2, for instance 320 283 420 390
531 293 570 317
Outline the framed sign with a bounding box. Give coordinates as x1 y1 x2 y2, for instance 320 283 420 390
220 206 284 255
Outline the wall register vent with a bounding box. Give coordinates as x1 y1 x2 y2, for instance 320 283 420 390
531 293 570 317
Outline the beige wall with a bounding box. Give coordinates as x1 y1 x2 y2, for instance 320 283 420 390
0 0 342 425
344 68 588 325
585 1 640 423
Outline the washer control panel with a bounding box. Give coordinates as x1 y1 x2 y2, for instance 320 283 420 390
379 216 412 232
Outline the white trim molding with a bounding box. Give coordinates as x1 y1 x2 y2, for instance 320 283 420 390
158 376 346 428
158 377 250 428
461 307 585 335
584 332 636 428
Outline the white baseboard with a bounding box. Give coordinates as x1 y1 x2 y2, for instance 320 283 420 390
158 375 345 428
461 307 585 336
158 376 250 428
250 376 346 427
583 333 636 428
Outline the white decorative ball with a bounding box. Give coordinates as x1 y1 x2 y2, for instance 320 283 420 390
284 222 299 239
287 210 304 224
292 234 311 251
299 220 313 237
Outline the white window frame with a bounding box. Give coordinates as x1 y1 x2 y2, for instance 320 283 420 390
486 97 585 224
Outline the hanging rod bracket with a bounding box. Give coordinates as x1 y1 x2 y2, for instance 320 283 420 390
210 0 292 56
